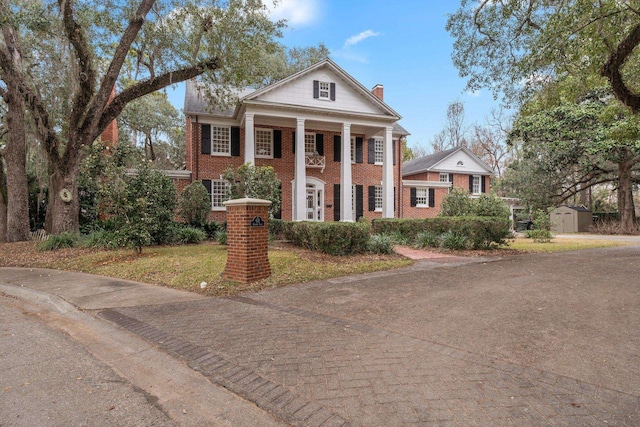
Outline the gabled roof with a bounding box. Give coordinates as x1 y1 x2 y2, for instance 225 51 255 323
402 146 495 176
184 58 406 130
242 58 401 120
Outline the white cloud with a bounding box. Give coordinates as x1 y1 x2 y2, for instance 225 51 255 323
266 0 320 26
343 30 381 48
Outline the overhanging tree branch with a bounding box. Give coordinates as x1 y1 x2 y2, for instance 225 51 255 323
97 57 218 134
601 22 640 112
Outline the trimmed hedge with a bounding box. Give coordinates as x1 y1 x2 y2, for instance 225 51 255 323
280 221 371 255
372 217 511 249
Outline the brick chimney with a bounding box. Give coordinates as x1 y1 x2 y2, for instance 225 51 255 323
372 84 384 101
100 86 118 148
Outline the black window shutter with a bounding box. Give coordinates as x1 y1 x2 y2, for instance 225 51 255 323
429 188 435 208
367 139 375 164
273 130 282 158
201 124 211 155
356 137 363 163
333 184 340 221
393 140 397 165
202 179 213 208
355 185 363 220
481 176 486 193
410 188 417 207
333 135 341 162
313 80 319 99
316 134 324 155
330 83 336 101
368 186 376 211
469 175 474 193
292 131 296 153
230 127 240 157
449 173 454 183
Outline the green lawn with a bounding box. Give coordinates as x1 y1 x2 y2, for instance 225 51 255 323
507 237 633 253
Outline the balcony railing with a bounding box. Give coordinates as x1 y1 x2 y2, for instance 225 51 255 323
305 154 325 172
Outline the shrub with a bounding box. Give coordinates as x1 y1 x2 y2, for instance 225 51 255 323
222 164 281 218
203 221 222 239
368 234 395 254
473 193 511 220
269 218 285 239
82 229 120 250
414 230 440 248
215 230 228 245
440 230 469 250
284 221 371 255
440 188 473 217
36 232 78 251
526 229 553 243
178 181 211 227
177 226 207 244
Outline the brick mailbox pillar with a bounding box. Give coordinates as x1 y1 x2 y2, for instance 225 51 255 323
223 198 272 283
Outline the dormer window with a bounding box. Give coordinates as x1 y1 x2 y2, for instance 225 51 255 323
313 80 336 101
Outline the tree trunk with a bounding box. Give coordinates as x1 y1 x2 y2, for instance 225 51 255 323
4 88 31 242
44 154 81 235
617 158 636 233
0 155 7 243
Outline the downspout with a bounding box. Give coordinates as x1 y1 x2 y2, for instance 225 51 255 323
398 135 403 218
194 115 199 181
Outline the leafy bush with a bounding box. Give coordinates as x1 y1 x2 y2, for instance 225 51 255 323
414 230 440 248
82 229 120 250
283 221 371 255
203 221 222 239
440 188 473 216
368 234 395 254
215 230 228 245
269 218 285 239
36 232 79 251
177 226 207 244
372 217 511 250
525 229 553 243
473 193 511 220
440 230 469 250
222 164 281 218
178 181 211 227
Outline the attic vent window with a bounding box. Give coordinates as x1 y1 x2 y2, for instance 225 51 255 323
456 161 464 166
313 80 336 101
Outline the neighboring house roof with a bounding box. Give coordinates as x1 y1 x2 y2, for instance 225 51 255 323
557 205 591 212
403 146 495 176
183 58 409 137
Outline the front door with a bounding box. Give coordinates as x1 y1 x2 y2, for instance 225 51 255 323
306 185 323 221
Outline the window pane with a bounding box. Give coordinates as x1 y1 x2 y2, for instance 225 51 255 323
255 129 272 157
212 180 228 208
439 173 449 182
305 133 316 155
212 126 230 154
350 137 356 163
472 176 481 194
319 81 330 99
416 188 428 206
375 138 384 163
375 185 383 210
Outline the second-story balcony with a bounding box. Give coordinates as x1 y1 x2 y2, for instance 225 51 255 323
305 153 325 172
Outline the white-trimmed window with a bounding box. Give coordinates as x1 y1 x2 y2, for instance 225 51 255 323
255 128 273 158
416 188 428 207
212 126 230 155
439 173 449 183
374 138 384 164
375 185 383 211
350 136 356 163
472 175 481 194
211 180 229 210
318 81 330 99
305 132 316 155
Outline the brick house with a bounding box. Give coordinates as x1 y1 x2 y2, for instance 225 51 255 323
183 59 409 222
401 146 496 218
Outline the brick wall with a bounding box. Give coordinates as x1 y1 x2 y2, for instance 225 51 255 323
187 120 402 222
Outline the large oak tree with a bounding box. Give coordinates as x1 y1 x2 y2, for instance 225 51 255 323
0 0 283 237
448 0 640 232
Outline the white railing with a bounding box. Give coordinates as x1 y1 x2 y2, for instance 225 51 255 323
305 154 325 172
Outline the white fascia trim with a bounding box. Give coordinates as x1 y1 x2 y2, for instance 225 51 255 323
243 101 399 122
402 180 451 188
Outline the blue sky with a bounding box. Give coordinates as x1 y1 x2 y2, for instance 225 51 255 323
168 0 503 151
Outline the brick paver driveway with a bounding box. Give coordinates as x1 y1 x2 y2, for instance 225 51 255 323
100 246 640 426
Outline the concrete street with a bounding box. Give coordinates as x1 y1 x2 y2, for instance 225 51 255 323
1 240 639 426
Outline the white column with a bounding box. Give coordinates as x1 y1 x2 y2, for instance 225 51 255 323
294 118 307 221
244 113 255 165
340 123 353 222
382 126 395 218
